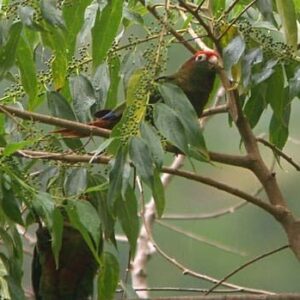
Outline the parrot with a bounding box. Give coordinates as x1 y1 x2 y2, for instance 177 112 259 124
54 50 219 137
32 224 99 300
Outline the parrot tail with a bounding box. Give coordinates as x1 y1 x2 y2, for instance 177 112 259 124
52 109 122 138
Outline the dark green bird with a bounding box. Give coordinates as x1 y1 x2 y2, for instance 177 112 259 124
54 50 219 137
32 224 98 300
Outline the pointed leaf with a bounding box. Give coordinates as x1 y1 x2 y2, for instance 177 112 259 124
40 0 66 29
275 0 297 51
66 202 99 260
0 185 23 225
98 252 119 300
92 1 123 68
107 147 128 208
129 136 154 186
140 122 164 168
152 169 165 217
269 105 290 149
266 65 285 120
106 54 121 108
70 75 96 122
153 103 189 154
32 192 55 227
93 62 110 107
3 140 33 156
51 207 63 268
63 0 92 57
47 91 77 120
16 36 38 109
68 200 101 249
115 186 139 254
159 84 207 153
64 168 87 196
244 83 267 128
223 35 245 71
0 22 22 79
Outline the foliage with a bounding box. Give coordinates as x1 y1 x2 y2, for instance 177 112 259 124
0 0 299 299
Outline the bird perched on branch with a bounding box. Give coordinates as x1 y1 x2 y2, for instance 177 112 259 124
54 50 219 137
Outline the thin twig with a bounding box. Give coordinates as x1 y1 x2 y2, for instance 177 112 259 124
178 0 221 53
157 220 246 256
140 0 197 53
257 137 300 171
150 234 275 295
218 0 259 40
115 286 247 293
196 0 207 13
162 200 247 220
206 244 290 295
223 0 241 16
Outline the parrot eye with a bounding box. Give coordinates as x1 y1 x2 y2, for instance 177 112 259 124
195 53 207 62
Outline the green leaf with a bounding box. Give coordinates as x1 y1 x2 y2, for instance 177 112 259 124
51 207 63 268
152 168 165 217
223 35 245 71
47 91 77 120
159 84 207 154
18 6 44 31
16 36 38 109
98 252 119 300
93 62 110 107
244 83 267 128
266 65 285 120
92 1 124 68
64 168 87 196
242 48 263 87
269 105 290 149
32 192 55 227
66 203 100 261
40 0 66 29
63 0 92 58
88 174 116 242
2 140 33 156
70 75 96 122
40 22 67 89
252 59 277 85
289 68 300 99
0 22 22 79
0 185 23 225
275 0 297 51
107 146 129 208
140 122 164 168
153 103 189 154
106 55 121 108
129 136 154 186
90 137 116 162
115 186 139 254
68 200 101 249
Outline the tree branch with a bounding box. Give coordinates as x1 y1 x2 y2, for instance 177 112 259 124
257 137 300 171
206 245 289 295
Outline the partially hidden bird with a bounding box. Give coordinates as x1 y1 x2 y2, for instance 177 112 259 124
32 224 99 300
54 50 219 137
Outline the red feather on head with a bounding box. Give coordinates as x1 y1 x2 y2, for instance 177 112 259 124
194 50 219 64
